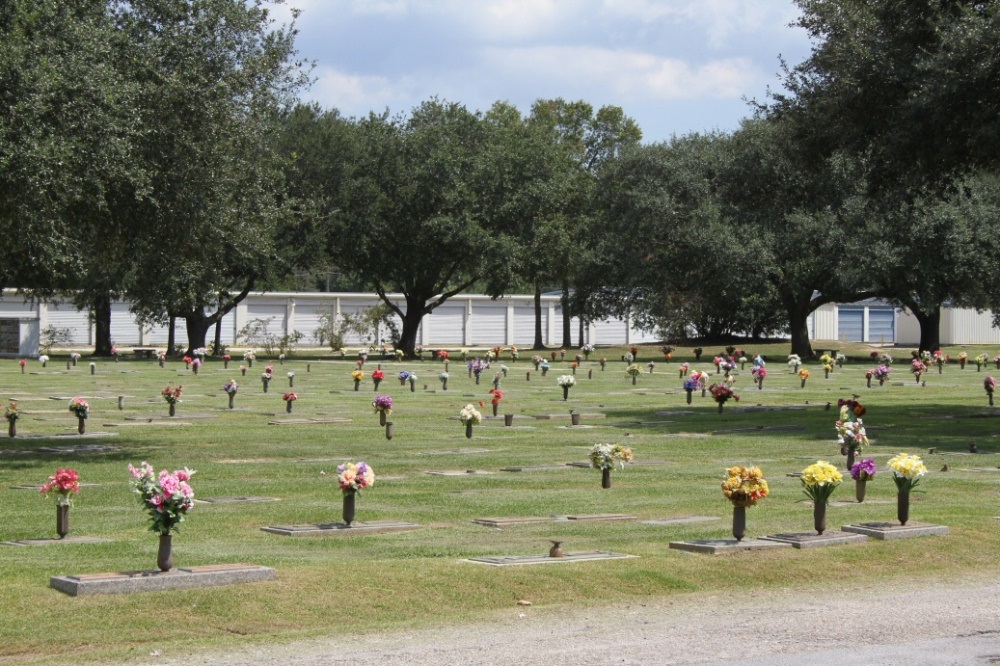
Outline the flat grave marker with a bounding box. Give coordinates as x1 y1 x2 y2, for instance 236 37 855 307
840 521 949 540
465 551 636 567
2 536 111 547
261 521 421 536
760 530 869 549
668 538 793 555
50 564 275 596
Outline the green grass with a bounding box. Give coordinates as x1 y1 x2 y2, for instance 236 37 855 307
1 342 999 663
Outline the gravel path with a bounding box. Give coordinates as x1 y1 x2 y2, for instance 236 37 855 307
145 577 1000 666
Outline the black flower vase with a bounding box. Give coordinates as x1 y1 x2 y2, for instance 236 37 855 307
56 505 70 539
732 505 746 542
343 490 356 526
813 501 827 535
601 467 611 489
897 489 910 526
465 422 473 439
562 386 569 401
169 403 176 417
286 401 293 414
8 420 15 438
157 534 173 571
846 444 856 471
379 411 387 426
77 417 86 435
686 389 692 404
856 479 867 503
228 394 235 409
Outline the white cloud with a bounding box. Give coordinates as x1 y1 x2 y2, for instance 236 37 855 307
310 66 406 116
485 46 759 100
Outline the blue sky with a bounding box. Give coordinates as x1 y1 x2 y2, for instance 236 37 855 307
271 0 813 144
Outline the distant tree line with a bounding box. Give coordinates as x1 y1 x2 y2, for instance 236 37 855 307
3 0 999 357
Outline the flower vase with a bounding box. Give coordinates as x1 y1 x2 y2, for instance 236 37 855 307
224 360 229 369
717 402 724 414
813 502 827 535
118 396 124 410
631 376 637 385
732 506 746 542
989 392 994 407
77 417 86 435
192 365 198 375
385 422 393 440
373 379 381 391
502 368 507 378
248 359 253 368
938 365 943 374
465 422 473 439
525 372 530 382
409 382 415 393
263 380 270 393
286 401 293 414
241 368 246 376
757 379 763 390
741 362 746 371
379 411 387 426
846 444 856 472
353 379 360 392
342 490 356 526
867 376 872 388
90 365 95 375
801 378 807 388
571 413 581 426
897 489 910 525
541 368 547 377
549 541 564 558
855 479 867 503
960 359 966 370
8 420 15 438
289 377 294 388
572 366 576 375
228 394 235 409
702 388 706 398
915 373 920 383
157 534 173 572
159 358 165 368
824 369 829 379
504 414 514 426
56 504 70 539
442 379 448 390
601 467 611 489
492 403 498 417
588 369 593 379
562 386 569 401
169 403 176 417
475 375 481 384
685 389 693 405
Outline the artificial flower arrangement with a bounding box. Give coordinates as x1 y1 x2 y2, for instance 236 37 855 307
708 382 739 407
625 364 641 378
682 378 700 392
932 350 945 368
910 358 927 380
850 458 877 482
190 357 202 373
985 375 996 405
887 452 927 526
722 466 769 508
373 395 393 414
371 368 384 383
469 359 485 377
801 460 843 513
397 370 410 385
337 461 374 493
887 452 926 491
407 372 418 390
787 354 802 371
5 400 19 423
437 350 450 361
880 352 894 366
182 355 194 368
679 362 689 377
192 347 207 358
798 368 810 386
352 369 365 381
557 374 576 387
38 354 49 367
751 366 767 386
41 468 80 506
531 354 543 369
68 397 90 419
819 353 835 368
957 351 968 369
581 343 594 359
646 361 655 372
243 350 256 363
510 346 519 360
439 371 449 389
459 404 482 425
128 462 195 535
872 364 891 385
489 388 503 405
161 385 182 405
737 355 748 369
492 371 502 388
975 353 989 370
835 352 847 367
589 443 634 470
70 352 81 364
835 412 870 452
283 391 297 401
223 379 238 395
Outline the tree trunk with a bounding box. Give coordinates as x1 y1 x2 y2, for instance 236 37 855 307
912 306 941 353
784 295 815 359
167 316 177 355
532 284 545 350
396 299 425 359
561 282 572 349
213 317 223 356
91 293 113 356
183 312 213 354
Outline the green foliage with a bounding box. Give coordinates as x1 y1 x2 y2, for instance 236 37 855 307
38 325 74 354
236 317 303 357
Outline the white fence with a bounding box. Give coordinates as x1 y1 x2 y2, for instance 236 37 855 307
0 290 660 355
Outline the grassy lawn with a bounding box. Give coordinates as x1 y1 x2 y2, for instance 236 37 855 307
1 341 999 663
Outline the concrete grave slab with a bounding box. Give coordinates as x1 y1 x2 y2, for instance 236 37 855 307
713 425 806 435
419 448 492 455
196 496 280 504
471 517 558 527
2 536 111 547
424 470 494 476
499 465 572 472
643 516 721 526
0 443 119 455
50 563 275 596
105 421 193 427
761 530 869 548
268 418 352 425
563 513 636 522
840 521 949 540
668 539 793 555
465 550 635 566
261 521 421 536
532 413 606 420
